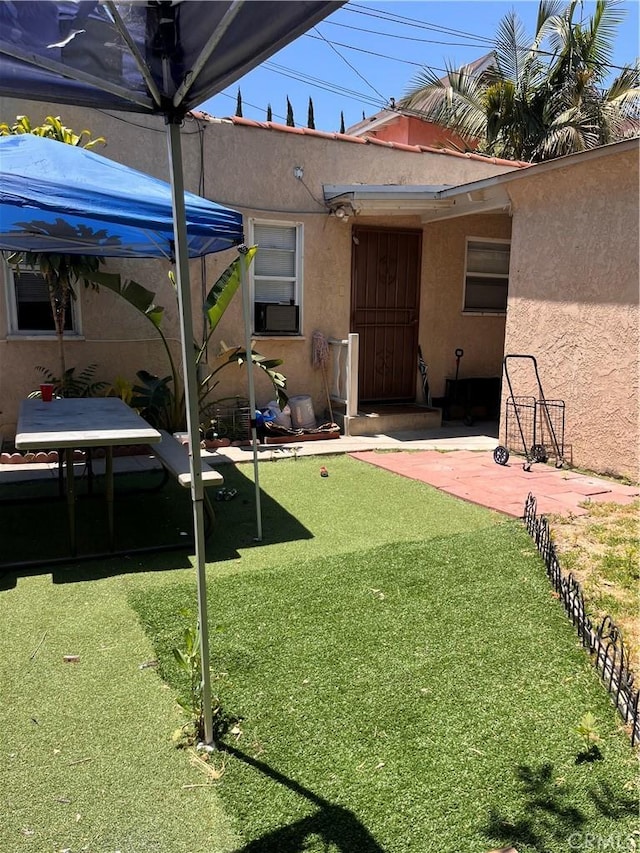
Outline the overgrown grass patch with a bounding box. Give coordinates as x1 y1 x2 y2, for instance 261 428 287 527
550 500 639 674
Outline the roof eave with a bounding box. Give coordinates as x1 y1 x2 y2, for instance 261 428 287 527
323 183 510 220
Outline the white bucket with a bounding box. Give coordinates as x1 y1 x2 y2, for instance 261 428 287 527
266 400 293 430
289 395 316 430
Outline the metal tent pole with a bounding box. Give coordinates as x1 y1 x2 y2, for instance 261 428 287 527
166 120 213 745
239 249 263 541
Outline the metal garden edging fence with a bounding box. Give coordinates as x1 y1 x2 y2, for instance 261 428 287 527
523 493 639 747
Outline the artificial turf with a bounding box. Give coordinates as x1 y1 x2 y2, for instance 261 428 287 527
1 455 636 852
131 457 638 853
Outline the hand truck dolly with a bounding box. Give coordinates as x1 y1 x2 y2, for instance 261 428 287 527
493 354 566 471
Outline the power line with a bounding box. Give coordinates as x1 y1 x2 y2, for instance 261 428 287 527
345 3 495 44
320 18 494 50
312 25 388 103
305 32 460 74
264 61 384 108
338 3 637 74
307 28 635 82
214 89 288 122
201 2 638 128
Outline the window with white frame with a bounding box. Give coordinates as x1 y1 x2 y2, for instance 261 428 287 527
3 261 79 334
463 238 510 313
250 220 302 335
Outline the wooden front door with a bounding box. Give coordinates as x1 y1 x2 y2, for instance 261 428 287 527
351 226 422 402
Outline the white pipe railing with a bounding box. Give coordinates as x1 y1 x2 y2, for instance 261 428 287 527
328 333 359 420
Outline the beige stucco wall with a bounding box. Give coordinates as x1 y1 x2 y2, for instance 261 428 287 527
0 98 517 437
504 145 639 480
421 213 511 397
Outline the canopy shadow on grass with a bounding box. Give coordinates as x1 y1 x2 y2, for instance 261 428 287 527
223 744 386 853
483 762 639 852
0 464 311 589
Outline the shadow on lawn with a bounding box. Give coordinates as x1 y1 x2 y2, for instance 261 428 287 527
0 465 311 590
223 744 386 853
483 762 637 852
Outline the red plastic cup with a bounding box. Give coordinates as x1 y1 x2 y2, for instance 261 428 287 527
40 383 54 402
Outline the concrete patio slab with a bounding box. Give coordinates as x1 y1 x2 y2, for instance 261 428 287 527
349 449 638 518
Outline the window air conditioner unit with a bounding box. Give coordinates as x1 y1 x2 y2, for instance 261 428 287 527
255 302 299 334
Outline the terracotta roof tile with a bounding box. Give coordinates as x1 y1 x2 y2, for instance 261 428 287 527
190 113 529 168
230 116 269 130
413 143 529 168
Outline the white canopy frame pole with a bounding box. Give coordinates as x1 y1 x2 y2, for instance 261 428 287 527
239 248 263 541
166 120 213 745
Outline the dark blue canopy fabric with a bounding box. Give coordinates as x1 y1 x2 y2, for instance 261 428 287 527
0 1 343 117
0 134 243 258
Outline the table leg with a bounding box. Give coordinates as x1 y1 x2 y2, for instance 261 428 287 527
64 448 76 557
106 446 114 551
87 447 94 495
58 447 64 498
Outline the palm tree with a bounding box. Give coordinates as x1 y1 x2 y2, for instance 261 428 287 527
6 241 103 388
399 0 639 162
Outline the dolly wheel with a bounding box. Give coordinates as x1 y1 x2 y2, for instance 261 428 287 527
531 444 548 463
493 445 510 466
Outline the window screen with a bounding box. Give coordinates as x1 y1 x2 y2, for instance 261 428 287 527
464 240 510 312
253 223 297 305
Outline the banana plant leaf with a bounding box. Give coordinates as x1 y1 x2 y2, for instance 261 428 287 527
203 246 257 332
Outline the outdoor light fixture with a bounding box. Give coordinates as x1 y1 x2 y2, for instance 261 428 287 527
332 205 351 220
293 165 304 179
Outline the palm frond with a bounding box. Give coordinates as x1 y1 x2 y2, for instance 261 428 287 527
604 65 640 106
493 10 529 84
399 61 454 115
399 60 488 144
584 0 625 71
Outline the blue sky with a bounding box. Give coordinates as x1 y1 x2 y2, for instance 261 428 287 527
199 0 640 133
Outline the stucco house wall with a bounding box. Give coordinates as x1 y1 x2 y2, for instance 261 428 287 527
0 98 518 436
420 213 511 398
504 145 639 480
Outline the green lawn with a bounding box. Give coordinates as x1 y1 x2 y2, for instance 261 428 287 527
0 455 636 853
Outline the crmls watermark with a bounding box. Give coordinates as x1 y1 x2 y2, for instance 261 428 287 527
568 832 633 851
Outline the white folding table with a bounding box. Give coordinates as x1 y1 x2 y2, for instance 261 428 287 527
15 397 161 555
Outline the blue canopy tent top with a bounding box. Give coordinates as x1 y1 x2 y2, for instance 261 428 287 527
0 132 243 257
0 0 343 744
